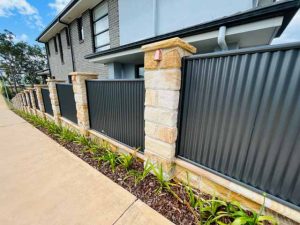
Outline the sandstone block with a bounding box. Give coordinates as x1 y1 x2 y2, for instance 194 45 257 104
145 69 181 91
145 136 175 160
145 121 177 144
145 89 179 109
145 106 177 127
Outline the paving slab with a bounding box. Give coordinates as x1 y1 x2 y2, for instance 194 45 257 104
0 96 173 225
115 200 174 225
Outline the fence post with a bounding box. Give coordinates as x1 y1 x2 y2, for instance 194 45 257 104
47 79 65 124
142 37 196 179
20 92 26 111
34 85 47 114
70 72 98 136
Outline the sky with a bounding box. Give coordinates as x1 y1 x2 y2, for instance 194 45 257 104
0 0 299 45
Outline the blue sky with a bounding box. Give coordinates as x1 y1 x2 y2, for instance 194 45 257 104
0 0 299 45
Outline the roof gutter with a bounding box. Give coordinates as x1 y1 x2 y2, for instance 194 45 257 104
36 0 80 42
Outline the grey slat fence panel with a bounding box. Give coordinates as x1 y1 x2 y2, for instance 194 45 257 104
86 80 145 150
177 43 300 208
33 90 39 110
56 83 77 124
41 88 53 116
26 92 32 108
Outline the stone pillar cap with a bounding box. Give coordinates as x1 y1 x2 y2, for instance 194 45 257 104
69 72 98 76
142 37 196 53
46 79 66 83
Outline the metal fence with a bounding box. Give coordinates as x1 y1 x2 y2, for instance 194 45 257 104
41 88 53 116
56 84 77 124
177 43 300 208
33 90 39 110
86 80 145 150
26 92 32 108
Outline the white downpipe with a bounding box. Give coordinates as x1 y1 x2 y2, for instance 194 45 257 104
218 26 228 51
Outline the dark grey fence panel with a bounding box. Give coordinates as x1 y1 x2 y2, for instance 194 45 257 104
56 84 77 124
41 88 53 116
33 90 39 110
178 44 300 207
27 92 32 108
86 80 144 150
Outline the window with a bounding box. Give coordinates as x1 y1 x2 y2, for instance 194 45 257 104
45 42 50 56
136 65 144 79
77 17 84 41
65 28 70 47
57 33 64 64
93 1 110 52
53 37 58 53
68 75 72 84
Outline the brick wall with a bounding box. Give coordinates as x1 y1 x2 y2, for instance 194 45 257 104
46 0 121 81
47 29 73 81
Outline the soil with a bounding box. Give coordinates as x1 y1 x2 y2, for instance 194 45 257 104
35 125 197 225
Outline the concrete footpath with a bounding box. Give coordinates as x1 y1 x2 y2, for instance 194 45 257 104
0 96 173 225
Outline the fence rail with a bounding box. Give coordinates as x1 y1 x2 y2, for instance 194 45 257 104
86 79 145 150
56 84 77 124
41 88 53 116
178 45 300 207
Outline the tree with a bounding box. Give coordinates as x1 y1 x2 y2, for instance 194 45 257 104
0 30 47 93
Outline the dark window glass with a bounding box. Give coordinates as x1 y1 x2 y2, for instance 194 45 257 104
93 1 110 52
65 28 70 47
136 65 144 79
53 37 58 53
77 17 84 41
57 34 64 64
45 42 50 56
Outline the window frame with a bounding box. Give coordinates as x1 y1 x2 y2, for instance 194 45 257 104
45 42 50 56
57 33 64 64
92 1 110 53
135 65 145 79
77 17 84 42
65 27 71 47
53 37 58 53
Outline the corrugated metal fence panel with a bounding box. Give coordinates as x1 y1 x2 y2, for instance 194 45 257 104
33 90 39 110
56 84 77 124
27 92 32 108
86 80 145 150
41 88 53 116
178 45 300 207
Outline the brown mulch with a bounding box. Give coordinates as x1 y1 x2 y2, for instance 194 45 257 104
34 124 197 225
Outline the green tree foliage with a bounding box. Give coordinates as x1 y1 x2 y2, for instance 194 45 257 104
0 30 47 93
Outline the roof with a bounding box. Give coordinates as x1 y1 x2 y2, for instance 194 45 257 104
85 0 300 60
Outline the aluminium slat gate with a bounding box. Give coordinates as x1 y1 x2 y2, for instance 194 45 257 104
177 43 300 209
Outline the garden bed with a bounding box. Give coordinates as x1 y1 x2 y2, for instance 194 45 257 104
14 110 276 225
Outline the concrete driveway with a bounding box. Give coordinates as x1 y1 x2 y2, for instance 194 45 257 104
0 96 173 225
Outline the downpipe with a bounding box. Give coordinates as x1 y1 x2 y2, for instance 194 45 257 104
218 26 228 51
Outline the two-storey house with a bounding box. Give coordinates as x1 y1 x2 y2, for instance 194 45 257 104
36 0 300 81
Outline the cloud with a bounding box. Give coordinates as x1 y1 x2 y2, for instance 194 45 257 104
0 0 44 30
17 33 29 42
272 9 300 44
48 0 71 15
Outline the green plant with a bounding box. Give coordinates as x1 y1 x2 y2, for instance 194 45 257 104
231 193 277 225
151 163 176 193
57 127 78 142
184 173 200 209
118 152 134 171
126 160 152 186
99 150 119 172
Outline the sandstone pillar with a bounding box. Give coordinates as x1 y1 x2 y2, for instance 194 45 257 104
47 79 65 124
71 72 98 136
141 37 196 179
34 84 47 113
